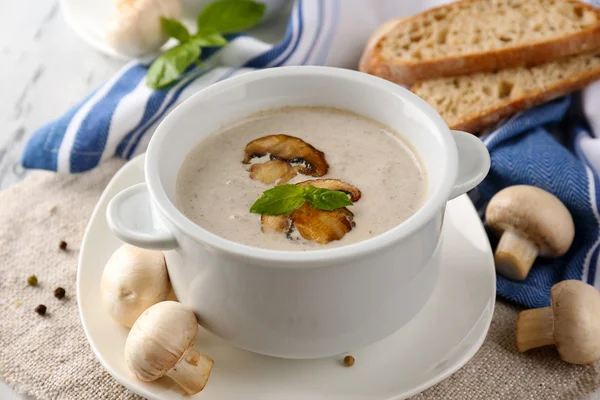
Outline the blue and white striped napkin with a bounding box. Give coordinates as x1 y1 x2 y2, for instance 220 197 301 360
22 0 348 173
21 0 600 308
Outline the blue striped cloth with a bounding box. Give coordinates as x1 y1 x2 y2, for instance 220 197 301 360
21 0 600 308
472 94 600 308
23 0 342 173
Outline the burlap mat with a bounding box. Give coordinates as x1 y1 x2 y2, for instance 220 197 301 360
0 159 599 400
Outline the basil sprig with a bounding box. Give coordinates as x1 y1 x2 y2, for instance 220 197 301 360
146 0 265 89
250 185 354 216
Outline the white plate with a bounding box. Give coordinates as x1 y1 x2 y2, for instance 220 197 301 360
60 0 289 59
77 154 496 400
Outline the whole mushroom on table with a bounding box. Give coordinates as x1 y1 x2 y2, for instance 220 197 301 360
485 185 575 281
516 280 600 364
107 0 182 57
126 301 214 394
101 244 173 328
101 245 215 392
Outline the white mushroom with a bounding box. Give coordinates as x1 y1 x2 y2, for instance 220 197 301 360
516 280 600 364
106 0 182 57
485 185 575 281
125 301 214 394
101 244 173 328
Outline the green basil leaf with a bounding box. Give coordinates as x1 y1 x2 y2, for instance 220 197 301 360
302 185 320 196
161 17 191 42
304 186 354 211
189 31 228 47
197 0 266 34
250 184 305 215
146 42 200 89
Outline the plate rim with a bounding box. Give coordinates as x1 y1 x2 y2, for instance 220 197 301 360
77 154 496 400
76 156 154 398
401 296 495 399
59 0 130 60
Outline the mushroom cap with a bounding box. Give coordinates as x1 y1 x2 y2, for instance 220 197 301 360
107 0 181 57
551 280 600 364
125 301 198 381
249 160 298 185
259 179 361 243
291 203 355 244
101 244 172 328
242 134 329 176
485 185 574 257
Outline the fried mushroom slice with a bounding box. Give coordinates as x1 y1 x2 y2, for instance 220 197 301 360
291 203 355 244
249 160 299 185
243 135 329 177
296 179 361 202
261 214 291 234
258 179 361 244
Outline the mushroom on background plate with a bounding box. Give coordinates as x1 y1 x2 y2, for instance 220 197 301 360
107 0 182 57
101 244 173 328
485 185 575 281
126 301 214 394
516 280 600 364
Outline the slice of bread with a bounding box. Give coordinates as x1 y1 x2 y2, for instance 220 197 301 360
359 17 404 77
411 51 600 133
360 0 600 86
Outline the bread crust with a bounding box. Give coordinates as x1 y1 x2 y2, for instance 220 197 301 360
358 17 404 80
411 57 600 133
361 0 600 86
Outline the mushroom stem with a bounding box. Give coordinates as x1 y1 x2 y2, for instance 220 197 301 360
494 230 539 281
516 307 555 352
166 346 214 395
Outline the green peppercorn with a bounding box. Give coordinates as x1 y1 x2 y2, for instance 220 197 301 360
27 275 38 287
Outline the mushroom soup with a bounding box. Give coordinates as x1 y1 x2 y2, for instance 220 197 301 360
176 106 427 250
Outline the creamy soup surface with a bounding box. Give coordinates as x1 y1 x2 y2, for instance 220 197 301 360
176 107 427 250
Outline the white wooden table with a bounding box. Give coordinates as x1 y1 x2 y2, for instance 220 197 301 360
0 0 121 397
1 1 599 399
0 0 123 192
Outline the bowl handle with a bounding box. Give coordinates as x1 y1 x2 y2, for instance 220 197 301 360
106 183 178 250
449 130 491 200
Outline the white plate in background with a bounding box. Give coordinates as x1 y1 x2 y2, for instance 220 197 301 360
59 0 289 59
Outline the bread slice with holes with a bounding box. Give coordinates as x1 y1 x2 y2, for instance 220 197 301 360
360 0 600 86
411 51 600 133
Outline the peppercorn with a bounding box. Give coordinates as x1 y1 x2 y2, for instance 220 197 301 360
35 304 47 316
54 287 66 300
343 355 355 367
59 241 67 251
27 275 38 286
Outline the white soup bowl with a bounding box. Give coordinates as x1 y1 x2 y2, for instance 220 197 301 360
106 66 490 359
